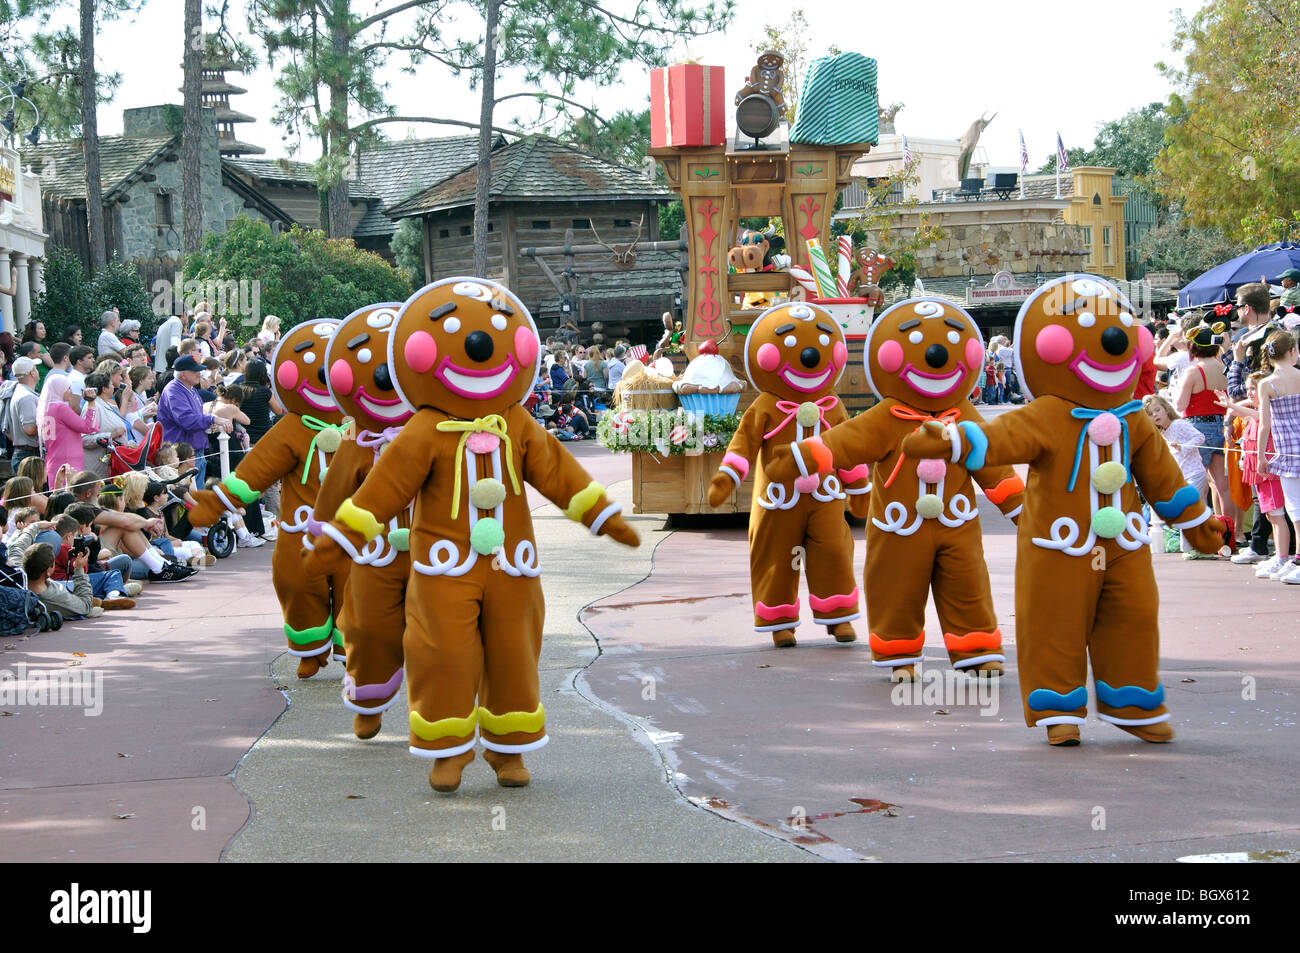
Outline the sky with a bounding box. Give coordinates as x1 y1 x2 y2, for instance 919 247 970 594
65 0 1207 170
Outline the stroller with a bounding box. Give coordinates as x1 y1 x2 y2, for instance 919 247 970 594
98 426 236 559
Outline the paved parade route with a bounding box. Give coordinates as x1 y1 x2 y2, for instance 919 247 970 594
3 440 1298 863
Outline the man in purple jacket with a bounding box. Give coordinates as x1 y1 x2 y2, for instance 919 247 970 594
157 354 231 488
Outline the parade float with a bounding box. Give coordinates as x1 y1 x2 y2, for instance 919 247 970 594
615 51 883 516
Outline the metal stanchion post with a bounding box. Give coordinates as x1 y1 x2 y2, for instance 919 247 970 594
218 431 231 479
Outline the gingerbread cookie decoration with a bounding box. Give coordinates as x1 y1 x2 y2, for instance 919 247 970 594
306 302 415 739
900 275 1224 745
189 319 352 679
303 277 639 793
707 301 867 647
776 298 1023 680
735 50 786 115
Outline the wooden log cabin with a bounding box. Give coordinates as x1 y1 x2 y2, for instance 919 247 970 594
388 136 683 344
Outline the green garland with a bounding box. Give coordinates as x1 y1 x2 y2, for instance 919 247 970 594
597 409 740 455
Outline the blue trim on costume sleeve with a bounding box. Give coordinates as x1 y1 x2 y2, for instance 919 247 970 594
959 421 988 471
1027 686 1088 712
1096 681 1165 711
1153 485 1200 520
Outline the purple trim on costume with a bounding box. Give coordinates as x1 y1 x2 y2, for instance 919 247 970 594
306 516 324 538
357 426 403 461
344 667 405 701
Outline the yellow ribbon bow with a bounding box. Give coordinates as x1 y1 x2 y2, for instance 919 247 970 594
436 414 521 520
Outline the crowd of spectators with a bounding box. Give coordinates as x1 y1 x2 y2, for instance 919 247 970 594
0 306 286 632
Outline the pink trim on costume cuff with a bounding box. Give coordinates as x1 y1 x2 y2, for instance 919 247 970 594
755 599 800 621
809 588 860 613
722 452 749 481
838 464 870 484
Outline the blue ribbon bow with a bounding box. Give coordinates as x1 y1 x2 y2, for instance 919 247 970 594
1067 400 1144 493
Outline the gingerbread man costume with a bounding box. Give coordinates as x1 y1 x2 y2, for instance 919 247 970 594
707 301 867 647
189 319 352 679
900 275 1224 745
304 302 414 740
304 277 639 792
776 298 1023 680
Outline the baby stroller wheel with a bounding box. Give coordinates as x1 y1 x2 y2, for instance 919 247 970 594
207 518 237 559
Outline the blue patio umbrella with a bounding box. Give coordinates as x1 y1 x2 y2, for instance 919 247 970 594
1178 242 1300 308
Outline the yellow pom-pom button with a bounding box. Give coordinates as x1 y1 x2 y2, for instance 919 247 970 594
1091 460 1127 495
1092 506 1126 539
470 478 507 511
470 517 505 556
316 428 343 453
916 493 944 519
796 402 821 428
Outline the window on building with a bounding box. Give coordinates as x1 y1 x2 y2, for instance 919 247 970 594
460 225 472 236
531 220 551 229
573 218 590 229
614 218 632 227
1103 226 1113 265
155 191 174 227
1081 226 1093 252
439 229 450 238
1093 193 1102 206
487 222 494 232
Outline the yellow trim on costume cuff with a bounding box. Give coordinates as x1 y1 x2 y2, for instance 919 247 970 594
477 704 546 736
335 498 384 542
409 708 478 742
563 482 606 522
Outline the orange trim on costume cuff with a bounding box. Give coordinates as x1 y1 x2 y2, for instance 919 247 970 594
983 476 1024 506
943 629 1003 653
868 632 926 656
804 436 833 474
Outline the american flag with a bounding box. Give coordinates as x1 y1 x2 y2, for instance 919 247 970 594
1019 130 1028 174
903 135 913 167
1057 132 1070 173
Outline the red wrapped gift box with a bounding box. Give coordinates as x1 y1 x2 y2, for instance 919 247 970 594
650 64 726 148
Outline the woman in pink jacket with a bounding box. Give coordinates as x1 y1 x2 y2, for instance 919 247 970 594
38 374 98 478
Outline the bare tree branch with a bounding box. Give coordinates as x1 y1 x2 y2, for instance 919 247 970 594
350 114 521 137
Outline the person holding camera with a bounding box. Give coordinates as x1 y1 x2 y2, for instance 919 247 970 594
21 543 100 620
35 375 99 480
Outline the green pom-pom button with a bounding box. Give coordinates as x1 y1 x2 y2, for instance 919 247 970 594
1091 460 1127 495
470 477 507 511
470 517 505 556
1092 506 1126 539
387 528 410 552
916 493 944 519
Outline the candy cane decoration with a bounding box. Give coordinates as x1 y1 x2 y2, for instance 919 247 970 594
836 235 853 298
789 265 820 296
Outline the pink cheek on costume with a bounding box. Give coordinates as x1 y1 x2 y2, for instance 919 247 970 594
832 340 848 370
964 337 984 371
756 342 781 372
329 359 353 395
404 331 438 374
876 339 904 374
1035 324 1075 364
276 361 299 391
1136 324 1154 362
514 326 538 368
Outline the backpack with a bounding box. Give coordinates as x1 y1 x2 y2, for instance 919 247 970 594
0 379 18 442
0 584 60 637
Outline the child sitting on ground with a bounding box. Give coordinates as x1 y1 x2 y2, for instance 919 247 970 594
3 506 39 546
1143 393 1207 555
22 543 101 620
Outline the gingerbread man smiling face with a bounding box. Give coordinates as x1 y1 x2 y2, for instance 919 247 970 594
1014 274 1153 409
324 302 414 431
386 277 541 420
272 319 345 423
865 298 985 413
743 302 849 403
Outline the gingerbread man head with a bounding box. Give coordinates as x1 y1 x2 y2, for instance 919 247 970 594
1013 274 1152 408
272 319 346 423
743 301 848 403
865 298 984 412
387 277 541 420
324 302 414 432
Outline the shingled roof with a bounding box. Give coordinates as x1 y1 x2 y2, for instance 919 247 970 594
21 134 176 202
222 156 378 199
388 135 673 218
